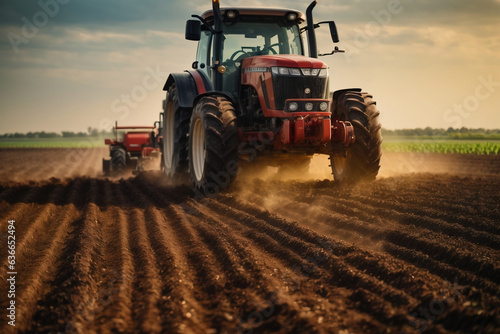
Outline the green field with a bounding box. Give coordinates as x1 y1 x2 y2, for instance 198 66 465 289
1 137 499 155
382 139 500 155
0 137 106 148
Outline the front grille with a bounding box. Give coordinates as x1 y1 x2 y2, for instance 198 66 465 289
272 75 328 110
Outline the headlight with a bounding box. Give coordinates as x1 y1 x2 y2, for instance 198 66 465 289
305 103 314 111
286 12 297 21
272 67 328 76
301 68 311 76
319 102 328 111
271 67 302 76
226 10 237 19
288 102 299 112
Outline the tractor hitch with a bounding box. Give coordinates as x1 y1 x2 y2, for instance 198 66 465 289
332 119 355 146
276 117 355 147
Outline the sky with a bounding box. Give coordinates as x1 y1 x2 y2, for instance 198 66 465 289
0 0 499 134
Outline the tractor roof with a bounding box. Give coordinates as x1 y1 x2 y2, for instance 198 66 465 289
201 7 305 24
115 126 155 130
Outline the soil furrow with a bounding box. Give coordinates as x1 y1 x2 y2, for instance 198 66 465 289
118 180 165 334
184 198 404 333
301 194 500 265
264 187 500 279
0 150 498 333
126 178 219 333
95 180 135 333
345 194 500 248
240 190 499 295
29 179 104 333
229 191 456 299
0 181 84 332
207 198 417 322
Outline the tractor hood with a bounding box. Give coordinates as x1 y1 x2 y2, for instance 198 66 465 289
242 55 327 70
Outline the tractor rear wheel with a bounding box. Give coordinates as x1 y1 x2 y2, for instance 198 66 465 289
111 147 127 174
163 84 190 183
330 91 382 182
189 96 239 194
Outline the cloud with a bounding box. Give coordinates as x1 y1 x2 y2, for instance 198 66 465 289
0 0 499 132
0 0 168 26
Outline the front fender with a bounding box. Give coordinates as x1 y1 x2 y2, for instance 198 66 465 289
163 71 214 108
193 91 236 109
331 88 362 102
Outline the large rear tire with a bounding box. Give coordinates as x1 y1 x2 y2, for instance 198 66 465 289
330 91 382 182
188 96 239 194
163 84 190 183
111 147 126 174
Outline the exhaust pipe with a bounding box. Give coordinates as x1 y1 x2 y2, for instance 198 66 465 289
306 1 318 58
212 0 223 90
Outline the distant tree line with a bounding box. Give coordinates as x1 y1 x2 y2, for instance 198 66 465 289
0 128 113 139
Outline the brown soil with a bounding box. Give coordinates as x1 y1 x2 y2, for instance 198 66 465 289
0 149 498 333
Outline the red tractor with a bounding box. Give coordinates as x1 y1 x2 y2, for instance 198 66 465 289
160 1 382 193
103 122 160 175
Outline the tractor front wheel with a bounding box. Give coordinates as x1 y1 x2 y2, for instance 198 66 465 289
189 96 239 194
330 91 382 182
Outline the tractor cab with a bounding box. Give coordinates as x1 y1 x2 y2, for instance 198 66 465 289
186 5 341 132
193 8 306 96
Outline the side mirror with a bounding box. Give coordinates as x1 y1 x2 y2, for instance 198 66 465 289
316 21 340 43
328 21 339 43
185 20 201 41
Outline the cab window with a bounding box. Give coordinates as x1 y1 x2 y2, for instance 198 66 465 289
196 29 212 78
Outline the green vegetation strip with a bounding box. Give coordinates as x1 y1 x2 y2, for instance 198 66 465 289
1 137 499 155
0 137 105 148
382 142 500 155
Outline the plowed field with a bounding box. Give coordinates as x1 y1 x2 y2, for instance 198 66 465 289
0 148 499 333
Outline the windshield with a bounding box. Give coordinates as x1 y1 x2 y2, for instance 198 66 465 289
221 21 303 64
